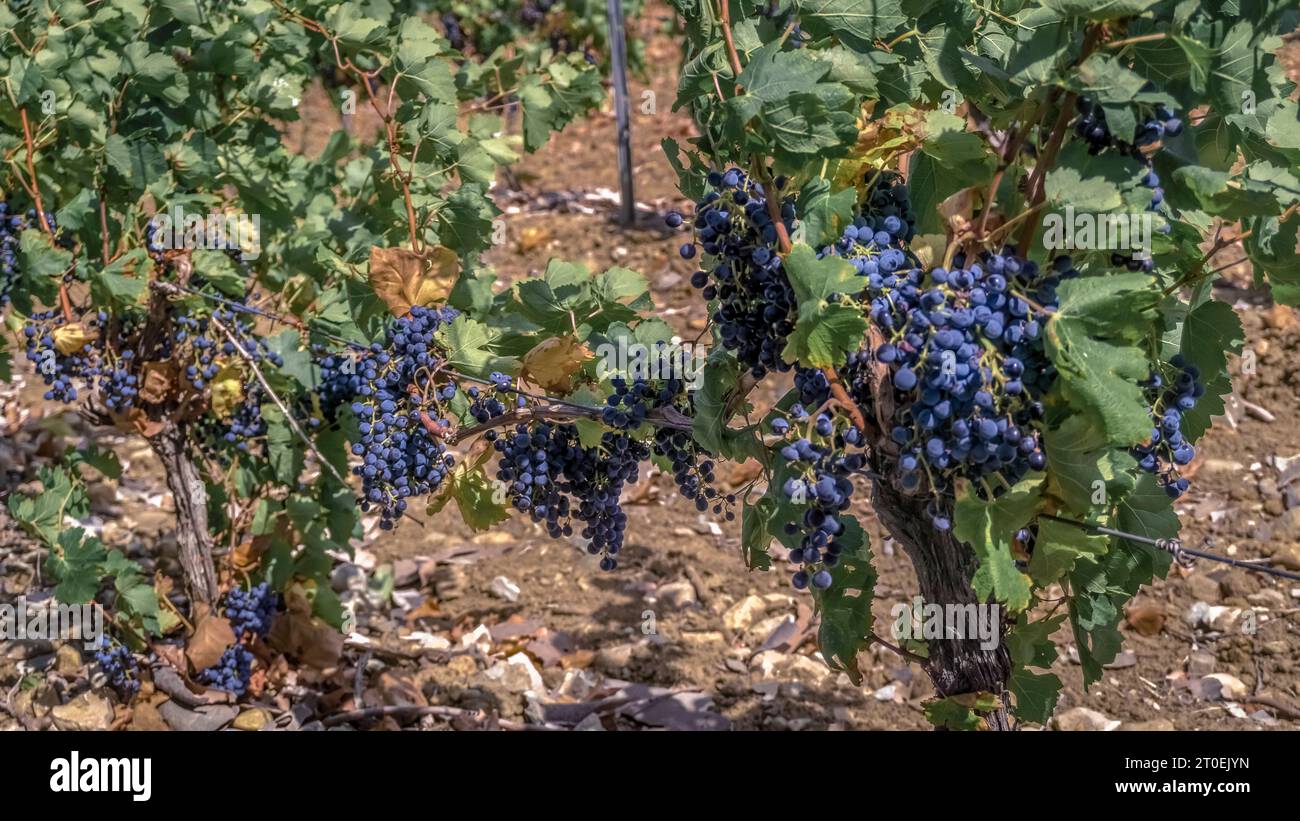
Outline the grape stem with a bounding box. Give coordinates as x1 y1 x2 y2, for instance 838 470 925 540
1016 24 1103 252
715 0 744 80
820 366 868 434
871 632 927 664
209 314 351 489
18 108 53 235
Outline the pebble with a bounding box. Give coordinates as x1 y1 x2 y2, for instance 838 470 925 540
50 692 115 731
330 564 366 593
1187 651 1216 677
1054 707 1120 732
489 575 521 602
722 595 766 632
656 580 697 610
1202 672 1249 701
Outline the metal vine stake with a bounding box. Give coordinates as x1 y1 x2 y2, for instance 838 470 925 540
607 0 635 226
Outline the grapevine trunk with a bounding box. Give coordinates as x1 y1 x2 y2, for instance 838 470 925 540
871 479 1014 731
148 423 219 607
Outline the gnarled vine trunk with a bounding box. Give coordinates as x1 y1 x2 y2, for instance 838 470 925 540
871 478 1014 731
148 422 218 607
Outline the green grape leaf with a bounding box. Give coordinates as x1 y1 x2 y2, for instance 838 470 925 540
260 405 304 487
49 528 108 604
1170 297 1242 441
781 245 868 369
7 465 84 546
811 517 876 685
793 0 909 49
952 476 1040 612
1172 166 1281 218
1041 0 1160 21
1009 668 1063 725
739 497 776 571
924 693 1000 730
427 462 510 532
1044 414 1138 515
1045 274 1160 445
437 315 517 378
1028 516 1109 587
1243 212 1300 305
796 177 857 248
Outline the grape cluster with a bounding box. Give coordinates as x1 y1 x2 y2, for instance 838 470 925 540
1131 356 1203 499
669 167 799 378
467 383 509 422
223 395 267 451
22 310 98 402
97 346 140 412
771 407 868 589
93 636 141 698
441 12 466 50
1074 97 1183 157
836 249 1068 525
0 203 25 306
199 644 254 697
176 306 282 392
860 170 917 244
818 215 907 275
223 582 279 639
312 346 362 421
346 306 462 528
602 361 733 517
492 420 649 569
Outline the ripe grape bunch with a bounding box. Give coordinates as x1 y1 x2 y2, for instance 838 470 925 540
223 581 279 639
668 167 798 378
1131 356 1203 499
771 407 868 589
93 635 141 698
837 249 1068 526
175 305 282 393
1074 97 1183 157
602 363 733 517
818 213 907 275
859 170 917 245
22 311 100 403
311 346 363 422
346 305 462 529
492 419 649 570
199 645 255 697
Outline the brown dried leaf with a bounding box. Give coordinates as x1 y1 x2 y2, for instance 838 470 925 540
725 459 764 490
521 335 592 394
266 611 344 670
369 245 459 317
187 603 236 672
125 408 166 438
938 187 974 228
230 534 272 574
1125 601 1166 637
138 361 177 405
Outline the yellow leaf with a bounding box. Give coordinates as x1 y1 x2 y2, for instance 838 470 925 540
516 226 551 253
521 335 592 394
52 322 96 355
209 359 245 419
368 245 460 317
